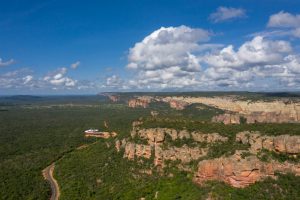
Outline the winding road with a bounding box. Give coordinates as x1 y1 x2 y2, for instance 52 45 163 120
42 141 98 199
43 163 60 200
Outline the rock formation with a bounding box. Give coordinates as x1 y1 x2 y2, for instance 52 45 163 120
161 145 208 163
194 151 300 188
107 95 119 102
99 93 120 102
169 100 189 110
128 97 153 108
122 127 228 168
212 113 241 124
236 131 300 154
192 132 300 188
161 96 300 123
123 142 152 160
131 128 228 145
191 132 228 143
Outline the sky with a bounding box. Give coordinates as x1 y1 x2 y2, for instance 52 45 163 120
0 0 300 94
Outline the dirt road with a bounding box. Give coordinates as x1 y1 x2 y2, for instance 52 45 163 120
43 163 60 200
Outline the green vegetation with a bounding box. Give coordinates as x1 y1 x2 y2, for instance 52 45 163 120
0 107 94 199
257 149 300 163
204 173 300 200
1 94 300 200
55 140 207 200
140 118 300 136
0 96 149 199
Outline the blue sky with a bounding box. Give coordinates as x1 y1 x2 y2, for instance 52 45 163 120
1 0 300 94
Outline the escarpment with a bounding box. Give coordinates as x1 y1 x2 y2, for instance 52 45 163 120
169 99 189 110
115 121 300 188
193 131 300 188
117 126 228 168
194 151 300 188
236 131 300 154
127 95 300 123
162 96 300 124
128 96 153 108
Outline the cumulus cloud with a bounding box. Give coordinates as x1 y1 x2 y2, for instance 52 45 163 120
70 61 80 69
23 75 33 84
0 69 35 89
105 75 123 87
209 6 246 23
0 58 14 67
204 36 292 69
0 66 98 92
268 11 300 28
127 25 212 89
125 26 300 90
127 25 209 71
267 11 300 38
43 67 77 88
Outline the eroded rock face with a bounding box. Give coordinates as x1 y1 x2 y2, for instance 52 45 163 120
128 96 153 108
122 127 228 168
212 113 241 124
236 131 300 154
133 128 228 145
191 132 228 143
108 95 119 102
136 128 165 145
162 145 208 163
169 100 189 110
123 142 152 160
194 151 300 188
161 96 300 124
213 112 300 124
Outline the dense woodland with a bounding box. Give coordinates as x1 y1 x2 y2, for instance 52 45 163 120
0 94 300 199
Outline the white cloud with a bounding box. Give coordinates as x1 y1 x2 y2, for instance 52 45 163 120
209 6 246 23
127 25 209 71
106 75 123 87
204 36 292 69
267 11 300 38
268 11 300 28
43 67 77 88
0 69 35 89
0 58 14 67
23 75 33 84
125 25 300 90
127 25 212 89
70 61 80 69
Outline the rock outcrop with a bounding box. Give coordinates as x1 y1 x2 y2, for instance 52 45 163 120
212 113 241 124
123 127 228 168
131 128 228 145
194 151 300 188
123 142 152 160
191 132 228 143
161 96 300 123
161 145 208 163
236 131 300 154
107 95 119 102
119 121 300 188
169 100 189 110
128 96 153 108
